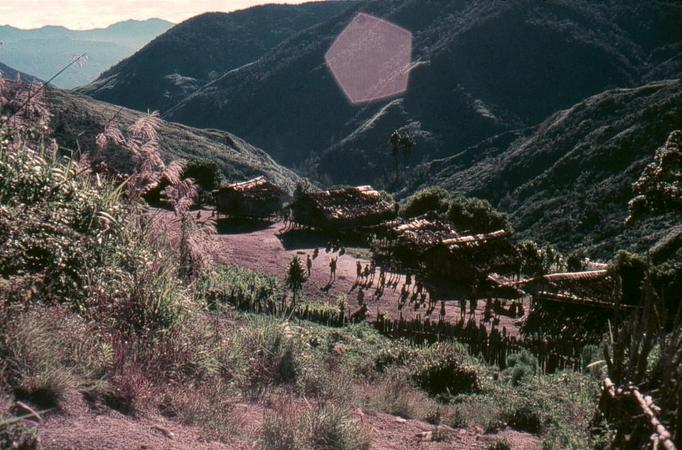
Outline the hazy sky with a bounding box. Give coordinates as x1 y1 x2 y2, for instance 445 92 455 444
0 1 318 30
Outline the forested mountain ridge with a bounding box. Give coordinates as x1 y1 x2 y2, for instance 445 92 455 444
78 2 353 112
155 0 682 185
406 79 682 257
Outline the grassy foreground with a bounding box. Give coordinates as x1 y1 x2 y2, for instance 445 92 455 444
0 128 604 449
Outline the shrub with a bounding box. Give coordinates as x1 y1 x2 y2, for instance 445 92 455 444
261 411 302 450
503 350 538 386
355 376 438 421
0 306 109 407
400 187 450 218
182 159 222 192
448 395 506 432
159 382 236 442
227 317 300 395
303 403 369 450
447 195 511 233
407 342 481 396
0 144 125 307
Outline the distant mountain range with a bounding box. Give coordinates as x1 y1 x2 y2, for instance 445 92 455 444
0 19 173 88
79 2 352 112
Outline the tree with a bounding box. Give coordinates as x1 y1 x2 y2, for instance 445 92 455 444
447 195 511 234
388 129 417 182
285 255 307 312
627 130 682 224
389 130 401 181
400 187 450 218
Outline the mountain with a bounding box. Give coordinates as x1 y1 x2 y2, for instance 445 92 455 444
0 19 173 89
45 88 302 192
406 79 682 258
0 62 40 83
142 0 681 186
78 2 353 113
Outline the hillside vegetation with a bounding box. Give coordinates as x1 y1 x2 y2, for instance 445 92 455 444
407 79 682 258
46 88 303 192
0 102 598 449
148 0 682 185
0 62 40 83
79 2 352 112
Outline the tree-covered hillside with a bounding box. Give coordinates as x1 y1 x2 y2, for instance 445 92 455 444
407 79 682 258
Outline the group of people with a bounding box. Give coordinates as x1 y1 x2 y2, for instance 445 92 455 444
304 241 344 285
301 242 517 328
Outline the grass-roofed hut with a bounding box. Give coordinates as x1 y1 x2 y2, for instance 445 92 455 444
519 270 624 308
289 185 397 232
214 176 286 219
375 218 515 284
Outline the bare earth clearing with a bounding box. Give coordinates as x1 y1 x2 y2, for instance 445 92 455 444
154 209 523 335
34 208 538 449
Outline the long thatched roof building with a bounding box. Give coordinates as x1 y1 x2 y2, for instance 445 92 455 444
214 176 286 218
374 218 516 284
290 185 397 231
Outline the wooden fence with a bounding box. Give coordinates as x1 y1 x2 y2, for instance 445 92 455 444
600 377 676 450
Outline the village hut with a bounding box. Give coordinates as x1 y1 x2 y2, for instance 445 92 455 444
213 176 286 219
376 218 515 284
517 270 625 308
289 185 397 231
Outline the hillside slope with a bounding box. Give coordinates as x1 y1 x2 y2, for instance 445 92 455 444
407 79 682 257
155 0 682 185
0 19 173 88
45 89 303 191
78 2 352 112
0 62 40 83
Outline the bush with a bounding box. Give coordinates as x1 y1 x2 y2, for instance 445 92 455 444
0 145 125 307
159 382 236 442
0 306 110 407
503 350 537 386
227 317 300 395
407 342 481 396
355 376 438 421
304 403 369 450
261 412 301 450
447 195 511 233
400 187 450 219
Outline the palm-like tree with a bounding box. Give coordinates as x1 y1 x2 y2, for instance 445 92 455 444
388 129 416 182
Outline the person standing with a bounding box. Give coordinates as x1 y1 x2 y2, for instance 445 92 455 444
306 254 312 277
329 257 338 282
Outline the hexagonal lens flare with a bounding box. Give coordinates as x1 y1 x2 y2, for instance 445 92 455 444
325 13 413 105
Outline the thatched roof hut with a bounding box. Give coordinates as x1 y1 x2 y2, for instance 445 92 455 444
214 176 286 218
290 185 397 231
375 218 515 282
516 269 618 305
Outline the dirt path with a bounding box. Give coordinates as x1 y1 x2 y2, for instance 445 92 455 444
153 209 524 335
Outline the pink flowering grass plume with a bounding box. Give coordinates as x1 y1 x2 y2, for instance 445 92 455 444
95 111 185 200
